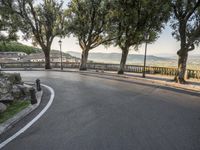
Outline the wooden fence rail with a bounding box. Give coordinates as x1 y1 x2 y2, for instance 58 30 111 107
0 62 200 79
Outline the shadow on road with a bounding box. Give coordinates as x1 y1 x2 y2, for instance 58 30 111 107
80 73 200 97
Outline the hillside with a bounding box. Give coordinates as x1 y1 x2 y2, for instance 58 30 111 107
0 42 40 54
67 51 200 69
51 50 75 59
67 51 174 63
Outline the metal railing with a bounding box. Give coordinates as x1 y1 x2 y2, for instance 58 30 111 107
1 62 200 79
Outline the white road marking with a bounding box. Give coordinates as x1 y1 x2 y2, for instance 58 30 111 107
0 84 55 149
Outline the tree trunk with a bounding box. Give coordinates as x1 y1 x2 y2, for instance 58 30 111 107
175 52 188 83
44 50 51 69
174 21 188 83
118 49 129 74
80 50 89 71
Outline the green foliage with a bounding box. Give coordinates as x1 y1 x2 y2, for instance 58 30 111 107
0 101 30 124
0 42 40 54
171 0 200 52
4 0 68 69
0 0 19 42
10 0 66 48
67 0 113 51
109 0 171 51
170 0 200 82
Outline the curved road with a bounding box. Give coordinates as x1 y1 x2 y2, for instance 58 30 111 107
1 71 200 150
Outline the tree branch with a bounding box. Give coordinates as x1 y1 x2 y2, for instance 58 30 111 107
185 0 200 20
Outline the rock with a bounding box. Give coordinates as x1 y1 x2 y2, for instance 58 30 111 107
0 93 14 103
11 84 31 101
0 72 31 102
17 84 31 96
11 85 22 100
0 78 12 94
0 102 7 113
0 73 13 103
6 73 22 84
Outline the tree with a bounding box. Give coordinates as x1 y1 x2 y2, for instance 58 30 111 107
3 0 67 69
0 0 18 42
171 0 200 83
67 0 114 70
109 0 171 74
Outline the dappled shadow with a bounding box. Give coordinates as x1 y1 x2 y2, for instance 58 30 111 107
187 81 200 86
80 72 200 97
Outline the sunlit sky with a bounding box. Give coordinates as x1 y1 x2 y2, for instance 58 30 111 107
18 0 200 56
19 25 200 56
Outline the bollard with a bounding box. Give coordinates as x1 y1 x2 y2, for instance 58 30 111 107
30 88 37 104
36 79 41 91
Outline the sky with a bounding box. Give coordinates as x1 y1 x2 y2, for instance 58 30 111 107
19 24 200 56
18 0 200 57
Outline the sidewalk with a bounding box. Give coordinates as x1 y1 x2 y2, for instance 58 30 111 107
2 67 200 93
61 68 200 93
106 71 200 92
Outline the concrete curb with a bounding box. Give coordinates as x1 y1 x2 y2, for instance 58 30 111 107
0 89 43 135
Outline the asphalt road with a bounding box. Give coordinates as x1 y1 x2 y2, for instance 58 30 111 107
1 71 200 150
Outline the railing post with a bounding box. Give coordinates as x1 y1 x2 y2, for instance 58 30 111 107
187 70 191 79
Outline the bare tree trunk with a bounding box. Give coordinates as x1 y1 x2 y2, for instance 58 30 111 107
175 52 188 83
44 50 51 69
80 50 89 71
118 49 129 74
174 21 188 83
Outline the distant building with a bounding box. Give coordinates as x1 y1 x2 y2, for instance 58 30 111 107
0 51 80 63
0 52 27 62
50 51 67 62
0 52 27 57
23 53 45 62
67 57 80 63
22 51 80 63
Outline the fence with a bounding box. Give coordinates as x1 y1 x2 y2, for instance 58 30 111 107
0 62 200 79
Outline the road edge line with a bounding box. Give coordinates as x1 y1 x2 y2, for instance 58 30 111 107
0 84 55 149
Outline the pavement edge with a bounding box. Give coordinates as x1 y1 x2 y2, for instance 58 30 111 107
0 90 43 135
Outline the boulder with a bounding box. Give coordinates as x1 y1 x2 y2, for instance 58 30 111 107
17 84 31 96
0 73 31 102
0 75 13 103
11 84 31 101
11 85 22 100
6 73 22 84
0 93 14 103
0 77 12 94
0 102 7 113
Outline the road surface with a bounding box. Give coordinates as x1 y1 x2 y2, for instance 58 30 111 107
1 71 200 150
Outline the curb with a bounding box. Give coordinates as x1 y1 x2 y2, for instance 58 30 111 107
0 84 54 149
0 89 43 135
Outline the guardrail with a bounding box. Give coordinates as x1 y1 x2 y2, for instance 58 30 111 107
0 62 200 79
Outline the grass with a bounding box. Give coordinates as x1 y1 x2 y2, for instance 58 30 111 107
0 101 30 124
